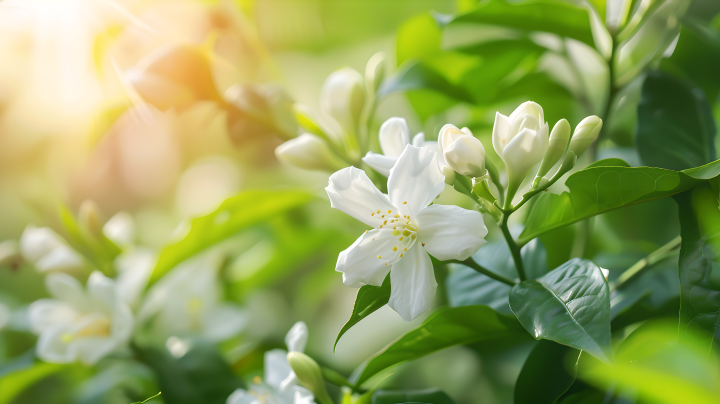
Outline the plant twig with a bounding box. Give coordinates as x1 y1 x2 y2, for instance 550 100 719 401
499 215 527 282
609 235 682 292
450 258 517 286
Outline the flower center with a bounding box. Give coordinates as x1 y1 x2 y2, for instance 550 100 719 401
374 217 418 266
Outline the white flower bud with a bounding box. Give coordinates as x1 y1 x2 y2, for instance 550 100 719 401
20 226 66 264
103 212 136 247
567 115 603 158
537 119 571 178
492 101 549 197
442 165 456 185
79 200 104 240
320 67 366 136
365 52 386 94
275 133 344 171
287 352 333 404
439 125 486 177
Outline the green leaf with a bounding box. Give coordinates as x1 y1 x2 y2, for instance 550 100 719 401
134 339 242 404
334 275 391 352
514 340 580 404
378 62 474 103
451 0 596 47
351 305 525 387
396 13 441 66
636 70 716 171
674 182 720 352
372 388 455 404
149 190 311 286
446 239 548 313
509 258 613 362
519 160 720 244
0 363 63 404
661 19 720 103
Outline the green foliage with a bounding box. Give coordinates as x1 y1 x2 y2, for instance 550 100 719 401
0 363 63 404
351 305 525 387
372 388 455 404
519 159 720 243
674 183 720 352
636 70 716 170
509 258 612 362
133 339 242 404
514 340 579 404
334 275 391 352
149 190 311 285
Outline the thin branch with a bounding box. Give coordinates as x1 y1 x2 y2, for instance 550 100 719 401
609 236 682 292
450 258 517 286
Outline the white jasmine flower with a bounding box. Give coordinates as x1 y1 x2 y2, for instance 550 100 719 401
138 254 247 342
438 124 486 178
327 145 488 321
19 226 84 273
320 67 365 137
226 321 315 404
492 101 550 193
362 117 443 177
102 212 136 248
28 271 134 365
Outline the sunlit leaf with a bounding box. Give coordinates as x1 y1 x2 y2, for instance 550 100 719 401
674 182 720 352
149 190 312 286
0 363 63 404
351 305 525 387
373 388 455 404
636 70 716 171
519 159 720 244
509 258 612 362
515 340 580 404
334 275 391 352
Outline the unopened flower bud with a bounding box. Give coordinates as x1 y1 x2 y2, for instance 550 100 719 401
127 45 223 110
439 125 486 177
567 116 603 158
294 104 328 140
275 134 345 171
103 212 136 247
287 352 333 404
320 67 366 136
365 52 386 94
536 119 571 178
79 200 105 240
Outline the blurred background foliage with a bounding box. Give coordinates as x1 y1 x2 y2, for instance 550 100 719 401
0 0 719 403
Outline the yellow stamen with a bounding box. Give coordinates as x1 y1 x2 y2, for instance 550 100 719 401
399 237 403 241
411 234 417 239
377 255 381 259
404 248 407 251
377 210 381 213
403 201 407 204
399 253 403 258
394 214 400 218
387 210 392 213
392 246 397 251
384 262 388 265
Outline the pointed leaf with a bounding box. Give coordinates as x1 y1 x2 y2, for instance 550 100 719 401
352 305 525 386
515 340 580 404
334 275 391 352
675 183 720 352
509 258 612 362
519 160 720 244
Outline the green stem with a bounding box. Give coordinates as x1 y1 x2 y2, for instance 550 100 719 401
450 258 517 286
322 367 361 392
609 236 682 292
500 215 527 282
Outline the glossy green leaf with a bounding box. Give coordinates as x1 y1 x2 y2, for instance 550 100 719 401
334 275 391 352
515 340 580 404
636 70 716 171
372 388 455 404
610 260 680 328
134 339 242 404
446 239 548 314
0 363 63 404
519 159 720 244
378 62 474 103
451 0 595 47
509 258 612 362
675 182 720 352
396 13 441 65
352 305 525 387
149 190 311 286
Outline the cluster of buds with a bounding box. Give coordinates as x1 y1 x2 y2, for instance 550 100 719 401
437 101 602 215
275 53 387 172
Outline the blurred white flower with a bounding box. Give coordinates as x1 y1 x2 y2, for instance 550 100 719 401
102 212 136 248
115 249 155 309
19 226 83 273
28 271 134 365
362 117 442 177
138 254 247 342
492 101 549 193
275 133 345 171
438 124 486 178
226 321 314 404
327 145 488 321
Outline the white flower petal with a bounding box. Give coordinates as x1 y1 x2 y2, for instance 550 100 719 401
336 229 394 287
411 132 425 147
28 299 76 333
45 273 90 310
326 167 395 228
285 321 308 353
293 387 316 404
509 101 544 123
502 127 547 178
264 348 294 392
102 212 136 247
19 226 65 264
203 304 247 342
87 271 116 312
226 389 261 404
379 117 410 158
115 249 155 307
75 337 117 365
111 303 134 344
388 245 437 322
492 112 511 156
387 145 444 218
36 326 76 364
361 152 396 177
35 245 83 273
417 204 488 261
